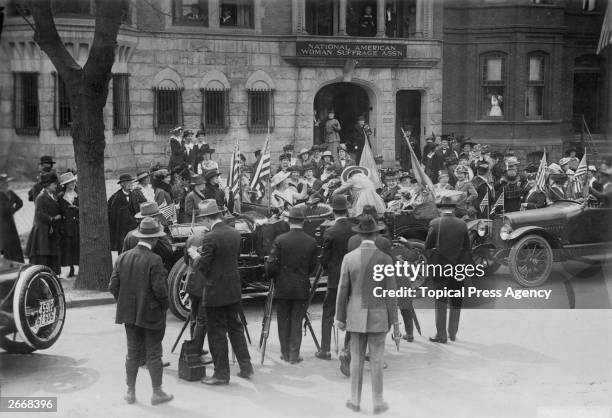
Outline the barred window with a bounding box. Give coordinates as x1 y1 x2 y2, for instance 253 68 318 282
525 54 546 119
201 86 229 134
54 73 72 136
220 0 254 28
248 90 274 134
113 74 130 134
154 81 183 134
173 0 208 26
13 72 39 135
480 53 506 118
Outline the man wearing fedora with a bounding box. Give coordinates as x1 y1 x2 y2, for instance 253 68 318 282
26 172 61 274
317 195 355 361
184 175 207 223
0 173 24 262
335 215 399 414
426 197 472 344
188 200 253 384
109 217 173 406
28 155 57 202
108 174 138 252
267 206 318 364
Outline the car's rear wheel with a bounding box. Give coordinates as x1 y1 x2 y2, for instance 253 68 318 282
508 235 553 287
168 259 191 321
470 233 502 275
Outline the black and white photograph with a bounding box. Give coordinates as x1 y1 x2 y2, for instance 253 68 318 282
0 0 611 416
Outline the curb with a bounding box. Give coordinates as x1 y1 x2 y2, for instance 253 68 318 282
66 297 115 309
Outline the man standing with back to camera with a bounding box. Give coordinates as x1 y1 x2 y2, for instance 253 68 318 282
188 199 253 384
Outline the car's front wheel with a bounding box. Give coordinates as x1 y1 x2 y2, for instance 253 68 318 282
470 232 502 275
508 235 553 287
168 259 191 321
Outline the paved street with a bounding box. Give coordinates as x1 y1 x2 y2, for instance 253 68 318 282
2 293 611 418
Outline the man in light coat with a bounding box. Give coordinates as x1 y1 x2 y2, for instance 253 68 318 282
335 215 400 414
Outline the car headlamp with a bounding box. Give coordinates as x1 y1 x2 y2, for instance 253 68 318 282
499 223 513 241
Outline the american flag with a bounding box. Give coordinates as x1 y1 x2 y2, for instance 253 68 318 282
159 202 177 223
480 193 489 214
596 0 611 54
535 150 548 192
250 126 271 196
569 152 588 198
490 190 504 215
227 147 241 196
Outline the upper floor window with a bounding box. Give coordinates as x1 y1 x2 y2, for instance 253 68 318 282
525 54 546 119
113 74 131 134
173 0 209 26
220 0 254 28
305 0 334 36
54 73 72 136
481 53 506 118
13 72 39 136
347 1 377 37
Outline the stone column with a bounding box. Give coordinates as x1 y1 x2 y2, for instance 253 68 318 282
209 0 220 29
292 0 299 34
338 0 347 35
298 0 306 34
415 0 423 38
376 0 385 37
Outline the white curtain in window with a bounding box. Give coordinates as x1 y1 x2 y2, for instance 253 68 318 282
487 58 502 81
529 57 543 81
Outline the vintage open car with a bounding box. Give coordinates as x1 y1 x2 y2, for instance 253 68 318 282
468 200 612 287
0 256 66 353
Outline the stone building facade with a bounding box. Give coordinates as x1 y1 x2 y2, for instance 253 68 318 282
0 0 443 177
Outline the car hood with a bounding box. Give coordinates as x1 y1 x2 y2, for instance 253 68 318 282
503 200 582 228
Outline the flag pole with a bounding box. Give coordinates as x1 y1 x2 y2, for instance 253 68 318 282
267 120 272 214
236 137 242 214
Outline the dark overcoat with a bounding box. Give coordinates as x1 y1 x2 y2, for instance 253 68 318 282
26 191 60 257
109 245 169 330
321 218 356 289
0 190 24 262
108 190 137 252
58 193 79 266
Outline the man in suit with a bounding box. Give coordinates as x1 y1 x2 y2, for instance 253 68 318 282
28 155 56 202
268 206 318 363
425 197 472 343
521 172 546 210
335 215 400 414
316 195 355 361
108 174 138 252
471 162 494 219
108 217 173 405
188 200 253 384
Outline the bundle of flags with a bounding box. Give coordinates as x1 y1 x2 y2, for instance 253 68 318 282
535 150 548 192
250 126 271 197
159 202 177 223
479 194 489 215
568 152 589 199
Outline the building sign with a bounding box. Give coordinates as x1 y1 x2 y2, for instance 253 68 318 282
296 42 405 58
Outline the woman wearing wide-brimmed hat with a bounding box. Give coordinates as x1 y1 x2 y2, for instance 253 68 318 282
26 172 62 273
332 166 385 217
58 172 79 277
0 173 24 262
270 171 307 209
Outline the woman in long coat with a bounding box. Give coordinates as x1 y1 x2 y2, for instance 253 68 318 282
25 172 61 274
0 174 24 262
58 172 79 277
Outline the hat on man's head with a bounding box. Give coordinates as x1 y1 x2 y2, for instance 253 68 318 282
331 195 349 211
134 171 150 182
287 206 305 221
352 215 384 234
0 174 13 184
59 172 77 186
437 196 457 209
204 169 220 182
39 155 56 166
132 217 166 239
117 173 134 184
196 199 223 218
135 202 161 219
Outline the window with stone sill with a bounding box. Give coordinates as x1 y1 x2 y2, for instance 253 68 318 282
173 0 209 26
53 73 72 137
525 54 547 119
13 72 40 136
248 90 274 134
220 0 254 29
153 81 183 135
113 74 130 135
201 87 229 134
480 53 507 119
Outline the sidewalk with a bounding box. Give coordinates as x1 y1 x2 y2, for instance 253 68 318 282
61 274 116 309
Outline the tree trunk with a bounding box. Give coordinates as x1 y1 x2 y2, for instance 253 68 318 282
73 93 113 291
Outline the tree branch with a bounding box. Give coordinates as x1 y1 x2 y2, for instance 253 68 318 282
83 0 123 98
27 0 81 81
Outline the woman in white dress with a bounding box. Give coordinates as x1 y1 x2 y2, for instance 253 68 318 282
332 166 386 216
270 171 308 209
489 94 503 117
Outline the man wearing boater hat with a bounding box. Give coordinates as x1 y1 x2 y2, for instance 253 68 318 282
426 196 472 344
188 200 253 384
108 174 138 252
335 215 399 414
267 206 318 364
109 217 173 406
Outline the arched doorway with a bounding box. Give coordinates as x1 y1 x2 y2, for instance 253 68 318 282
313 82 371 146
